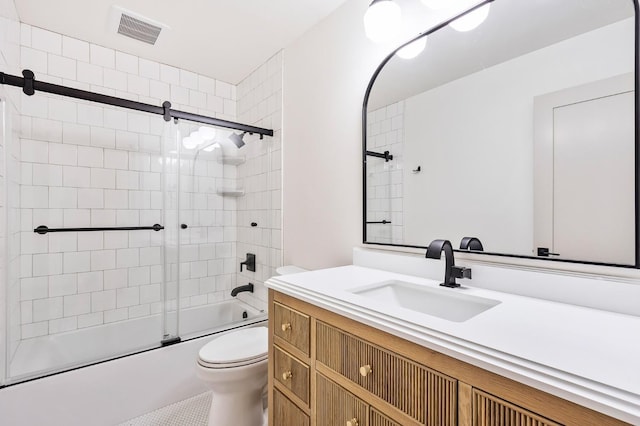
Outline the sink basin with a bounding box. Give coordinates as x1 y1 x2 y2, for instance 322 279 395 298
351 280 500 322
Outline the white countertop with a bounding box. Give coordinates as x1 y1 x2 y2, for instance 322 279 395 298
266 265 640 424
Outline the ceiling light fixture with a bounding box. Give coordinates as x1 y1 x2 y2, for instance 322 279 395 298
449 3 490 32
364 0 402 43
396 37 427 59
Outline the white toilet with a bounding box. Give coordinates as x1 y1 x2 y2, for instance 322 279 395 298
196 326 269 426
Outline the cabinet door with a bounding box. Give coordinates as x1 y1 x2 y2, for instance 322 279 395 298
317 373 368 426
316 321 457 425
472 388 562 426
274 345 310 405
273 388 310 426
273 302 310 355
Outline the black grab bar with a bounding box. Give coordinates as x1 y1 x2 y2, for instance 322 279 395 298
34 224 164 235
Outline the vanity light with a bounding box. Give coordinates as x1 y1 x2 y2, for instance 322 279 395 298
396 37 427 59
449 3 490 32
364 0 402 43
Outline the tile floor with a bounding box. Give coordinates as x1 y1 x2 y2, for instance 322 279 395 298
118 392 268 426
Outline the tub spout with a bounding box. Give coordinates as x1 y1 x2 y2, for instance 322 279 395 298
231 283 254 297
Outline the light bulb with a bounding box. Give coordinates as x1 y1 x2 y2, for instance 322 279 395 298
364 0 402 43
449 3 490 32
420 0 451 10
198 126 216 140
396 37 427 59
182 136 199 149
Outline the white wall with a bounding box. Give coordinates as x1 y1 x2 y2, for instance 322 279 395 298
282 0 389 270
281 0 472 270
403 18 634 255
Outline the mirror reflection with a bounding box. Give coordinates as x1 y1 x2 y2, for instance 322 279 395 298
364 0 637 266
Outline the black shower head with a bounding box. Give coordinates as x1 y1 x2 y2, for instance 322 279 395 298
229 132 246 148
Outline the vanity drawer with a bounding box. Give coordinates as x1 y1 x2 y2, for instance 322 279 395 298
472 388 563 426
273 345 310 405
273 388 310 426
316 321 457 425
273 301 310 355
316 373 368 426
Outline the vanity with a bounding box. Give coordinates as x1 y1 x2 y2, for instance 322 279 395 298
265 257 640 425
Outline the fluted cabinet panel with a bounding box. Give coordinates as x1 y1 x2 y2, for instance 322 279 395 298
273 389 310 426
316 321 456 425
317 373 369 426
473 389 563 426
370 407 403 426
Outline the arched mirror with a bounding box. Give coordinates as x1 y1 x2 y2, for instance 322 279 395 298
363 0 638 267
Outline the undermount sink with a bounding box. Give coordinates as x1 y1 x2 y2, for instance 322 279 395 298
351 280 501 322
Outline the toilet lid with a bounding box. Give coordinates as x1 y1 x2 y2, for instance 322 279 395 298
198 327 268 366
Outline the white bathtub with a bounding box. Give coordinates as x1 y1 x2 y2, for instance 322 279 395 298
8 299 265 383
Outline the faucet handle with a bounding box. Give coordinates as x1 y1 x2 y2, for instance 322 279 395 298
452 266 472 280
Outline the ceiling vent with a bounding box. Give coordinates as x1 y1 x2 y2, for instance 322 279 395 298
110 6 169 45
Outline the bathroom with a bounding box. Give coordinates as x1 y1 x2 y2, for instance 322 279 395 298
1 0 639 425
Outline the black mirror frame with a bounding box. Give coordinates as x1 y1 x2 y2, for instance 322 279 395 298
361 0 640 269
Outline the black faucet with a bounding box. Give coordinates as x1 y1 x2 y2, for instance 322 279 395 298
425 239 472 288
231 283 254 297
460 237 484 251
240 253 256 272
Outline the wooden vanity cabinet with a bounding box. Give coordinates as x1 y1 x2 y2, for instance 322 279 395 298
268 290 629 426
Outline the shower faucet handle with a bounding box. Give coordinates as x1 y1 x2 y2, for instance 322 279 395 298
240 253 256 272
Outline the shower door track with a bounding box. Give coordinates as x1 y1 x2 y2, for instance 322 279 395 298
0 69 274 137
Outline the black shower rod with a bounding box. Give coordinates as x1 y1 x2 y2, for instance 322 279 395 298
0 69 274 138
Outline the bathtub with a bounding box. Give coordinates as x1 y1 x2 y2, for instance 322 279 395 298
8 299 265 383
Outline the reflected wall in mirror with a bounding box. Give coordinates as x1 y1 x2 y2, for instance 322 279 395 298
363 0 637 266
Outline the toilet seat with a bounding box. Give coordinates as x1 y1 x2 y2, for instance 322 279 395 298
198 327 268 369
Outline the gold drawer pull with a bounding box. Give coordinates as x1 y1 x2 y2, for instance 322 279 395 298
359 364 372 377
282 371 293 381
346 418 359 426
281 323 291 331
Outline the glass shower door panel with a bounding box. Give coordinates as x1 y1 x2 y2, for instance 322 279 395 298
174 119 261 340
7 99 167 383
162 120 180 343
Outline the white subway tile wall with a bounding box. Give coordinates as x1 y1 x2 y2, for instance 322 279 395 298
234 51 283 309
366 101 404 245
15 23 253 342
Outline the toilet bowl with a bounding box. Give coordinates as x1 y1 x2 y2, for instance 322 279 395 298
196 326 268 426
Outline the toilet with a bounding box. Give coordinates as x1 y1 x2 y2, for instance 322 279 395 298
196 326 269 426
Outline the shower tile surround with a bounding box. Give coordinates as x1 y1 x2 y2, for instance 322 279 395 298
0 14 280 381
235 51 283 310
